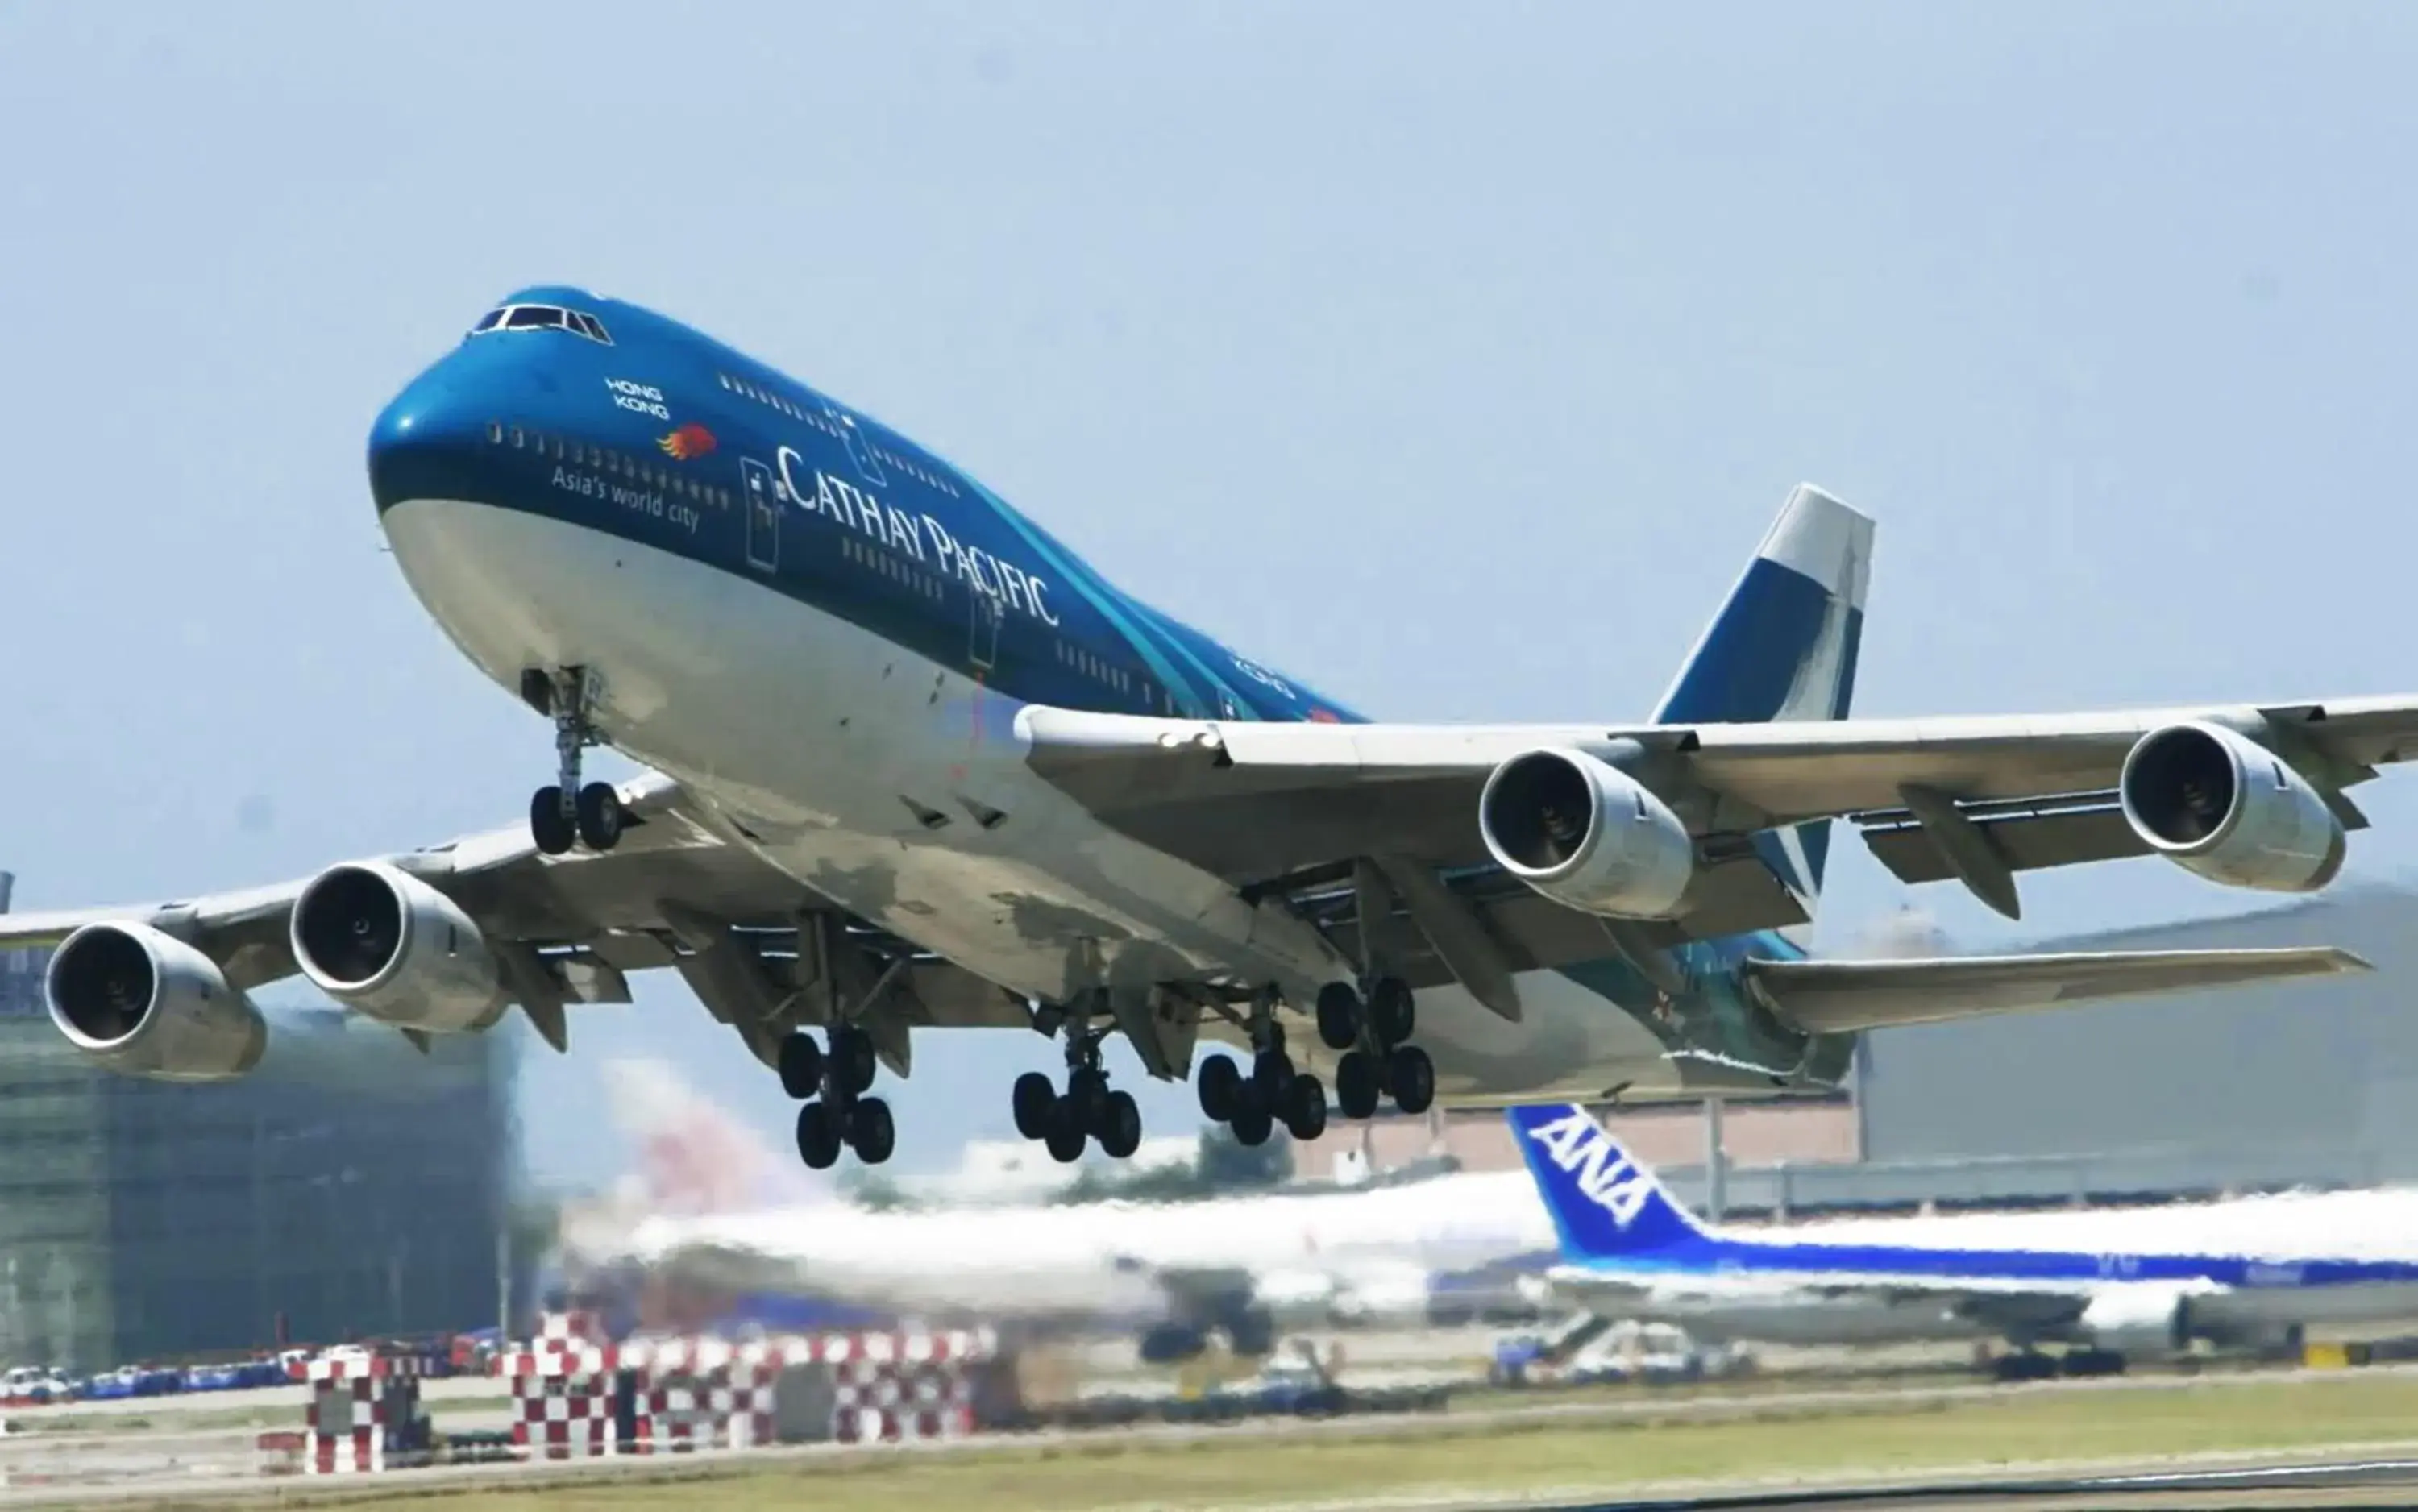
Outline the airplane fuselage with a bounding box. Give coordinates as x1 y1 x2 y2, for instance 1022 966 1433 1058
367 287 1846 1102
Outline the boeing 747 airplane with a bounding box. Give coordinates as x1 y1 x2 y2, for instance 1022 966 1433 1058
1510 1104 2418 1373
3 288 2407 1169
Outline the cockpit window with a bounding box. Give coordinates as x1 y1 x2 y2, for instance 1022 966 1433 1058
469 303 614 345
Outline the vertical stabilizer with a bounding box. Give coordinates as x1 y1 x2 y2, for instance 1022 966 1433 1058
1506 1104 1710 1261
1652 484 1872 910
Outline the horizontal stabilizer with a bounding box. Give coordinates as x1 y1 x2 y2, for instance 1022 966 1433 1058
1743 946 2370 1034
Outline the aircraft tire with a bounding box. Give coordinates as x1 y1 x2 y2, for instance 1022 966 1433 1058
1335 1051 1381 1119
832 1028 878 1095
1369 977 1415 1045
1252 1049 1295 1101
1012 1071 1057 1140
529 787 575 856
1099 1090 1143 1158
1044 1102 1088 1163
777 1033 824 1100
1230 1100 1274 1148
574 782 625 852
1197 1053 1243 1123
849 1096 896 1165
1315 982 1361 1051
1283 1074 1328 1141
795 1102 842 1169
1388 1045 1435 1115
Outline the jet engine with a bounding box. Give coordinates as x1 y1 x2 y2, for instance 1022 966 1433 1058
1479 748 1695 919
2118 721 2346 893
290 861 506 1032
45 921 267 1082
2075 1284 2193 1359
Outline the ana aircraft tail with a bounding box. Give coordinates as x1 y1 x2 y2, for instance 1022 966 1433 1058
1654 484 1872 911
1506 1104 1711 1263
597 1057 833 1217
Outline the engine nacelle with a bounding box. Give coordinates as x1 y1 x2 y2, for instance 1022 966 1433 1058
2076 1284 2193 1358
2118 721 2346 893
45 921 267 1082
1479 747 1696 919
290 861 505 1032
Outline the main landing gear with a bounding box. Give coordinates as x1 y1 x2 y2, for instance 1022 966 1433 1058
1311 976 1434 1120
1195 995 1332 1148
522 666 625 857
1012 1018 1144 1164
778 1025 896 1170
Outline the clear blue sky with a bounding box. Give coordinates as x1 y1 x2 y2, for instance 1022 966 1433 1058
8 2 2418 1186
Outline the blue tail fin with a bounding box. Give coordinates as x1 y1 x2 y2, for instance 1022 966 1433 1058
1506 1104 1710 1261
1653 484 1872 908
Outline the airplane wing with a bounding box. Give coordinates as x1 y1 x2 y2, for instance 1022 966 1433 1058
1738 946 2372 1033
0 774 1033 1063
1021 692 2418 949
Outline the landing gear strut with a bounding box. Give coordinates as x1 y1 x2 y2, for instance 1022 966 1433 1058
524 665 624 856
1012 1012 1143 1163
1314 976 1433 1120
1194 991 1329 1146
778 1025 895 1169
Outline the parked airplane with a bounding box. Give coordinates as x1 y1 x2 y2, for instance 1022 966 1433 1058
2 287 2404 1170
604 1154 1560 1362
1510 1103 2418 1373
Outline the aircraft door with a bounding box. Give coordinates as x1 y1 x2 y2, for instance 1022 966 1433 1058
967 585 1002 672
740 457 779 573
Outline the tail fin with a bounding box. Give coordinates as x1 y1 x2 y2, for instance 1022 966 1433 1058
1653 484 1872 906
597 1058 834 1217
1506 1104 1710 1261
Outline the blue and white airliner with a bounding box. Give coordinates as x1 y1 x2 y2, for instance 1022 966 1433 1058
1510 1104 2418 1373
3 286 2410 1172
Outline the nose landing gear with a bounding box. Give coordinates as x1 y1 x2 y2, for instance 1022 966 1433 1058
522 666 624 856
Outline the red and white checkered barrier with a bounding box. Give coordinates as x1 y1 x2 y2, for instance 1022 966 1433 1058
492 1327 999 1458
304 1354 435 1474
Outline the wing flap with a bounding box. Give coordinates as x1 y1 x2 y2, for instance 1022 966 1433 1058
1855 793 2147 887
1743 946 2371 1034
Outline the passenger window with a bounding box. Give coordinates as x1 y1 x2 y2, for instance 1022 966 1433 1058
486 421 502 443
510 426 525 448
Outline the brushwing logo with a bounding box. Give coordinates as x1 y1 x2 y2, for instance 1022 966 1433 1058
659 422 717 461
1524 1109 1656 1229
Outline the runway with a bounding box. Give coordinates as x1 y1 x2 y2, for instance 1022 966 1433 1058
1550 1453 2418 1510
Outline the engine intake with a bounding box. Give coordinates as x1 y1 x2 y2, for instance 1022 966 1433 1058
2118 721 2346 893
1479 748 1695 919
291 861 505 1033
45 922 267 1082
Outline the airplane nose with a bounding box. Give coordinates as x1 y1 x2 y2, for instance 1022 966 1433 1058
366 370 492 516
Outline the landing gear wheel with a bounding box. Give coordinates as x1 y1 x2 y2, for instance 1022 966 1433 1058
832 1029 878 1096
1070 1070 1113 1136
1044 1103 1088 1163
1282 1074 1328 1142
1197 1054 1243 1124
777 1034 824 1100
1336 1050 1381 1120
530 787 575 857
1012 1071 1057 1140
1315 982 1361 1052
1369 977 1415 1045
574 782 625 852
795 1103 841 1169
1099 1090 1143 1159
848 1097 896 1164
1252 1049 1295 1103
1230 1099 1274 1147
1388 1043 1436 1115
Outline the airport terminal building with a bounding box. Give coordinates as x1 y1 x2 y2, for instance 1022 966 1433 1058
1307 881 2418 1215
0 946 520 1373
